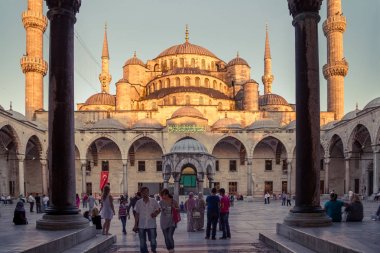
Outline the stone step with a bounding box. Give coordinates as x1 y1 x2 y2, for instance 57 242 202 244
259 232 316 253
276 223 362 253
62 234 116 253
23 226 96 253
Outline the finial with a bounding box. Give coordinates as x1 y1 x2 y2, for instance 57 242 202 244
356 102 358 110
264 24 271 59
133 51 137 58
102 24 109 58
185 24 189 43
237 51 240 58
105 22 107 31
9 101 12 111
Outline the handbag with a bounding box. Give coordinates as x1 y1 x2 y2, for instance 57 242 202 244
192 211 201 218
172 205 181 224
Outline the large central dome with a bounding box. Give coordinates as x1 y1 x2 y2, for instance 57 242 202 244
156 42 218 59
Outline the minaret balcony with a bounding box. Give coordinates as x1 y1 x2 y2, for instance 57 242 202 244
323 15 346 35
22 10 48 31
323 60 348 79
21 56 48 75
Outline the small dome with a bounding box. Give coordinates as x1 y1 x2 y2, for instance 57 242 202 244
124 55 145 67
172 106 204 119
321 120 338 130
91 119 126 130
132 118 163 130
284 120 296 130
259 94 289 106
85 93 115 106
170 138 208 154
227 56 250 67
7 110 27 121
246 119 280 130
363 97 380 110
156 42 218 59
245 79 258 84
212 118 242 130
341 109 360 121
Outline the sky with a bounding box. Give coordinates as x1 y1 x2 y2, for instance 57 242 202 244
0 0 379 115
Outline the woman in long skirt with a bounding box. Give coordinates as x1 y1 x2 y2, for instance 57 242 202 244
184 192 197 232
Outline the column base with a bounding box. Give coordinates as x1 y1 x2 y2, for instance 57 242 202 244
36 214 89 230
284 211 332 227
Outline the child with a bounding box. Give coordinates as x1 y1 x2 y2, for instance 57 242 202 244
118 198 129 235
180 201 185 213
91 207 102 231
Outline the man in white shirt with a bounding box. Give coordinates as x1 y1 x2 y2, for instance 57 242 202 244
28 193 35 212
42 194 49 210
133 187 160 253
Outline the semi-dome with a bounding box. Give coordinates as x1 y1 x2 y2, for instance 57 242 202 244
259 94 289 106
132 118 163 130
171 106 204 119
91 119 126 130
246 119 280 130
212 118 242 130
321 120 338 130
85 93 115 106
341 109 360 121
363 97 380 110
245 79 258 84
226 56 250 67
124 54 145 67
170 138 208 154
7 110 27 121
156 42 218 59
284 120 296 130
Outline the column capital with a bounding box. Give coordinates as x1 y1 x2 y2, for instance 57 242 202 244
46 0 81 14
17 154 25 161
324 157 331 164
288 0 323 17
344 152 351 160
246 158 253 165
287 158 293 164
40 159 48 166
172 172 181 182
122 159 128 166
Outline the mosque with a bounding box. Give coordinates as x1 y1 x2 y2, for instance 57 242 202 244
0 0 379 200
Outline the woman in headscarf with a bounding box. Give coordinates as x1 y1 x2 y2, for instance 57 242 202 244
13 201 28 225
184 192 197 232
195 192 206 230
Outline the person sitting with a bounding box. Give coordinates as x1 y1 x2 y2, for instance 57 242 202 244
13 201 28 225
91 207 102 230
345 194 363 222
324 193 346 222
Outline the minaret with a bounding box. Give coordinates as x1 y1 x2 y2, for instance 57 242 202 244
99 24 112 93
323 0 348 120
20 0 48 120
262 25 274 94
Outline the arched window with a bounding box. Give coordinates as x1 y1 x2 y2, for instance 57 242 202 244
166 78 170 88
211 61 215 70
172 96 176 105
170 59 173 69
205 78 210 88
213 80 217 89
219 83 222 91
175 77 180 87
141 103 145 110
218 102 222 110
199 96 204 105
152 102 157 110
174 60 177 68
154 64 159 72
195 77 201 86
180 58 184 67
224 86 227 92
201 59 206 69
153 83 156 91
186 95 190 105
191 58 195 67
185 77 190 86
158 80 162 89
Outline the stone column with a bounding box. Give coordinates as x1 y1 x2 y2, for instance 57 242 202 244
344 156 350 193
197 172 204 194
373 151 379 195
324 158 330 194
284 0 331 227
40 159 48 195
287 159 292 194
172 172 181 203
81 161 86 194
247 158 253 196
207 173 215 189
18 154 25 197
37 0 87 230
122 160 128 194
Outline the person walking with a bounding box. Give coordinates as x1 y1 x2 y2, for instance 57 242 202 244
133 187 160 253
159 188 179 253
42 194 49 210
195 192 206 231
27 193 35 212
184 192 197 232
35 193 42 213
82 193 88 208
286 193 292 206
219 188 231 239
75 193 80 209
118 198 129 234
205 188 220 240
100 185 115 235
281 192 286 206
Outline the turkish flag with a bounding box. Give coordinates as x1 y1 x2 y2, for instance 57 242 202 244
100 171 109 190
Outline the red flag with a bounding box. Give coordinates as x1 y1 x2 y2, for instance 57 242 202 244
100 171 109 190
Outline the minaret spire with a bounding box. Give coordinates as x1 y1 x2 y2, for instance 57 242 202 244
185 24 189 43
21 0 48 120
323 0 348 120
262 25 274 94
99 24 112 93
